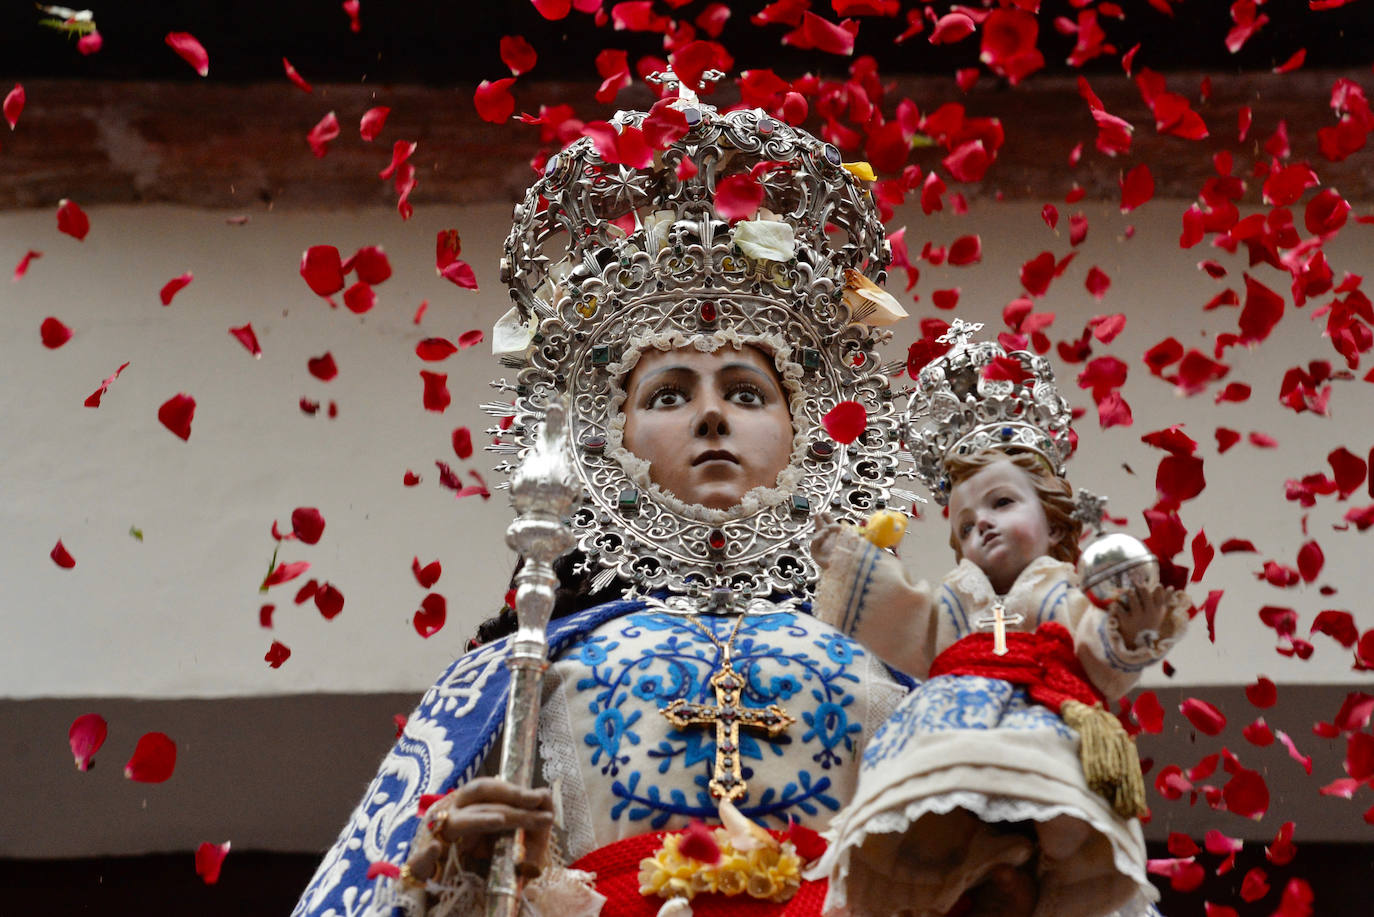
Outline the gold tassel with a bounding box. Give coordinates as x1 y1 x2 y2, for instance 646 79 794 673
1060 700 1148 819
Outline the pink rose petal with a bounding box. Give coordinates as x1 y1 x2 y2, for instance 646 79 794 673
262 561 310 590
13 249 41 280
4 83 24 129
164 32 209 77
359 106 389 141
458 329 484 349
307 111 340 158
282 57 313 93
124 732 177 783
69 713 107 770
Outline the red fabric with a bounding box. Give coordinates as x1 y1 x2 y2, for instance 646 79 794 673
569 829 828 917
928 621 1104 712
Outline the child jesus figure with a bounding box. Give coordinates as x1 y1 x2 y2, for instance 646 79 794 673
810 447 1190 917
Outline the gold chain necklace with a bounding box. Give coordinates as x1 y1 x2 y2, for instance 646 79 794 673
659 614 796 802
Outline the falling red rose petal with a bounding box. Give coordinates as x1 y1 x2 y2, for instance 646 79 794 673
315 583 345 620
300 245 345 296
1245 676 1277 708
1133 691 1165 734
1119 163 1155 213
366 860 401 880
157 394 196 441
452 427 473 460
359 106 389 141
164 32 209 77
412 557 442 589
343 281 376 314
441 260 479 290
159 272 193 306
416 338 458 361
1180 697 1227 736
69 713 107 771
3 83 23 129
291 507 326 545
124 732 177 783
228 323 262 358
282 57 312 93
265 640 291 668
475 78 517 123
195 841 231 885
262 561 310 589
421 371 451 412
1271 878 1314 917
458 329 485 349
1221 765 1269 819
822 401 868 444
307 111 340 158
40 317 72 349
13 249 41 280
500 35 538 75
1267 821 1297 866
259 604 274 628
714 173 765 222
414 593 447 638
308 353 338 382
56 199 90 240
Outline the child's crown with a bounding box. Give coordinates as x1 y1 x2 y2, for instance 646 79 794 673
905 319 1074 506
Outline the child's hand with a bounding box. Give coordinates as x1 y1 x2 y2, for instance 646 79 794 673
1111 583 1175 648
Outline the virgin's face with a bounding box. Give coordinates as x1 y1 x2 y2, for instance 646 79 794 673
620 346 795 510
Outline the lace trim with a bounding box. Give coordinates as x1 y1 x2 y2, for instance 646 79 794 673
818 788 1152 900
945 555 1071 611
540 664 599 862
603 330 810 525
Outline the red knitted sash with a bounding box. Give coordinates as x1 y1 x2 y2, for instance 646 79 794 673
927 620 1105 712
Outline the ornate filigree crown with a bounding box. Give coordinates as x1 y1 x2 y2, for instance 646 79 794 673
905 320 1074 505
484 73 910 599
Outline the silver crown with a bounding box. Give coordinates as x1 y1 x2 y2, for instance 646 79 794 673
904 319 1073 505
485 72 911 599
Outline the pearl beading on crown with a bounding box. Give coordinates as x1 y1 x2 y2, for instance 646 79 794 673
904 320 1074 505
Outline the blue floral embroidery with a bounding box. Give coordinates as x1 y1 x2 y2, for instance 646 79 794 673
863 674 1076 769
563 611 868 828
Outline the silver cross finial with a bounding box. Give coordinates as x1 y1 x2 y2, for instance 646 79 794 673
646 66 725 107
936 318 984 348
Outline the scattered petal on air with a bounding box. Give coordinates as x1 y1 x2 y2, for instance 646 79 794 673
452 427 473 460
77 31 102 55
421 371 451 412
259 604 274 628
40 316 73 349
159 272 193 306
1239 867 1269 902
929 12 976 44
366 860 401 880
1274 48 1306 73
1221 765 1269 819
307 353 338 382
414 593 447 638
379 140 416 180
195 841 231 885
300 245 345 296
262 561 310 589
69 713 107 770
1245 676 1277 708
475 79 518 124
294 579 319 604
532 0 572 20
13 249 41 280
342 0 361 32
164 32 209 77
291 507 325 545
57 199 90 240
947 235 982 266
441 260 479 290
1020 251 1057 297
416 338 458 361
822 401 868 444
1085 266 1111 299
265 640 291 668
500 35 538 75
1275 730 1312 774
1243 718 1274 746
413 557 442 589
343 281 376 314
307 111 340 158
932 288 960 310
1180 697 1227 735
85 361 131 407
282 58 313 93
359 106 389 141
1134 691 1165 734
783 12 859 56
229 324 262 358
458 329 484 349
4 83 24 129
157 394 196 441
1270 879 1313 917
315 583 345 620
1119 163 1155 213
1266 822 1297 866
1328 446 1367 497
124 732 177 783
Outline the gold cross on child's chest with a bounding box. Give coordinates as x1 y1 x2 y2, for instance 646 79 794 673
974 601 1025 656
660 615 795 801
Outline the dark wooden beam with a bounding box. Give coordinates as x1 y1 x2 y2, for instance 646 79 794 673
3 70 1368 211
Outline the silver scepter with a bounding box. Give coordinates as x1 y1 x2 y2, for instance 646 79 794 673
486 401 580 917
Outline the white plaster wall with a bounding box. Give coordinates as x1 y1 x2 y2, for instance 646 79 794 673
2 196 1370 698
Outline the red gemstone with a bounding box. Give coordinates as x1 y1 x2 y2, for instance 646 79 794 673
700 301 717 322
708 528 726 551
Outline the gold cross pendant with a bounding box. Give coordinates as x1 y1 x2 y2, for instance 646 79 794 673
661 660 795 801
974 601 1025 656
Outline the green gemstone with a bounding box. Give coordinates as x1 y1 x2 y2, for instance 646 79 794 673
591 345 612 366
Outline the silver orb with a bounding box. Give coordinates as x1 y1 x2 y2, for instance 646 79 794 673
1078 532 1160 609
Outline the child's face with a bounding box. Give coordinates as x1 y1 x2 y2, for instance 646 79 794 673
948 458 1056 595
